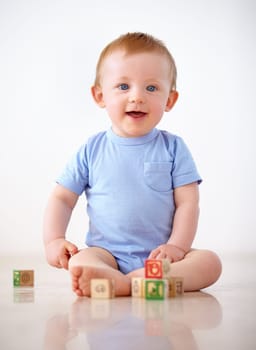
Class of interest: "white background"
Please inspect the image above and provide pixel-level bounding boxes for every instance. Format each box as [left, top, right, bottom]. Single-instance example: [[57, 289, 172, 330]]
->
[[0, 0, 255, 256]]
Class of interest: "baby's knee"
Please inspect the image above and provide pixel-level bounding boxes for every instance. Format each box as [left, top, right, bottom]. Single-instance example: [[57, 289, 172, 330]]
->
[[202, 250, 222, 284]]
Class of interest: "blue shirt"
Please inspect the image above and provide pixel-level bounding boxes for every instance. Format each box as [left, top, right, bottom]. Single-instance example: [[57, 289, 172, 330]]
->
[[57, 128, 201, 273]]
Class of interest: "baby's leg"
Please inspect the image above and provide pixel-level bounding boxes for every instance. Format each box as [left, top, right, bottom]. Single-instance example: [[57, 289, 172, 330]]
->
[[69, 247, 131, 297], [128, 249, 222, 291]]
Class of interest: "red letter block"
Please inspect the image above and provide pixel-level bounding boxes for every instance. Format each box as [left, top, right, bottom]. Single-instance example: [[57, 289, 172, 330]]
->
[[145, 259, 171, 279]]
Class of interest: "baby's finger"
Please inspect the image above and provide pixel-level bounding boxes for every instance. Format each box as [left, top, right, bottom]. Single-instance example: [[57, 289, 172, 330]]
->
[[55, 261, 63, 269], [59, 253, 69, 270], [148, 249, 160, 259], [65, 242, 79, 256], [155, 251, 167, 259]]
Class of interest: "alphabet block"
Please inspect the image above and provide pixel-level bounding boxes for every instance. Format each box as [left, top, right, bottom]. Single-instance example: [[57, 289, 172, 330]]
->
[[131, 277, 145, 297], [145, 259, 171, 279], [90, 278, 115, 299], [145, 279, 168, 300], [168, 277, 184, 297], [13, 270, 34, 287]]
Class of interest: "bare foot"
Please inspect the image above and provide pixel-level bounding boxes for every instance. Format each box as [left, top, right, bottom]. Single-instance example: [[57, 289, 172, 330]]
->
[[70, 265, 131, 297]]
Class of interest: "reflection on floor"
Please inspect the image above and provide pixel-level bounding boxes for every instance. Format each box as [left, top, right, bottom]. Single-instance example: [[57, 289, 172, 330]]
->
[[0, 253, 255, 349]]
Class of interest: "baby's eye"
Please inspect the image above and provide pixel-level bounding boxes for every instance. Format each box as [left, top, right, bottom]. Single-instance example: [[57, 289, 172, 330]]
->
[[146, 85, 157, 92], [119, 83, 129, 90]]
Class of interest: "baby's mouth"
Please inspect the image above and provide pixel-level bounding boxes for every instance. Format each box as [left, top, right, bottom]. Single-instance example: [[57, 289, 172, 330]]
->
[[126, 111, 146, 118]]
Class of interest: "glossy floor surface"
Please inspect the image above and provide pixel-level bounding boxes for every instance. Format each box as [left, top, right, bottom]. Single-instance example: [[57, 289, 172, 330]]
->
[[0, 253, 255, 350]]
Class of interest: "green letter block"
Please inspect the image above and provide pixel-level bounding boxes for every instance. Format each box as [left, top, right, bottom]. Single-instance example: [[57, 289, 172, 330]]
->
[[145, 280, 165, 300]]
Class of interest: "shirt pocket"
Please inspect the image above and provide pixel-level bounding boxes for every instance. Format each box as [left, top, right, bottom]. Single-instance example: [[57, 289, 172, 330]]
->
[[144, 162, 173, 192]]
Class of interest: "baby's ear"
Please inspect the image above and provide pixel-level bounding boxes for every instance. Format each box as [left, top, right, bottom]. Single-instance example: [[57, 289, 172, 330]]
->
[[165, 91, 179, 112], [91, 85, 105, 108]]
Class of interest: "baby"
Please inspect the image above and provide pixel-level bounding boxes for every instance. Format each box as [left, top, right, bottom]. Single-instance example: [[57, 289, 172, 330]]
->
[[43, 32, 222, 296]]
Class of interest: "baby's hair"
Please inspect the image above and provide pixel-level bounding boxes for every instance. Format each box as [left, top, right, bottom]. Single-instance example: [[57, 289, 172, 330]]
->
[[94, 32, 177, 91]]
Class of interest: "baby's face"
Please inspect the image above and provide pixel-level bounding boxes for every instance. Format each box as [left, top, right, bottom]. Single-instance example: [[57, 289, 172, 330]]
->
[[93, 50, 177, 138]]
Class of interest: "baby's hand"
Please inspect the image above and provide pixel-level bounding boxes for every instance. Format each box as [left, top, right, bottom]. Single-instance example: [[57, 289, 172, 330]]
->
[[45, 238, 78, 270], [148, 244, 185, 263]]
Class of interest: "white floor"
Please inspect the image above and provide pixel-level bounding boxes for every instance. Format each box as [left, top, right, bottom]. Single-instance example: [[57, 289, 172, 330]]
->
[[0, 253, 255, 350]]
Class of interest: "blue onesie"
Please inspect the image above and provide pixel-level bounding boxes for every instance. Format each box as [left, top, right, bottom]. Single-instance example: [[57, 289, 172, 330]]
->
[[57, 128, 201, 274]]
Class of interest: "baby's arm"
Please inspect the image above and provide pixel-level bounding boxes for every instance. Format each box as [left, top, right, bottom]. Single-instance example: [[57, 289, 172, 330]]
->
[[43, 184, 79, 269], [148, 182, 199, 262]]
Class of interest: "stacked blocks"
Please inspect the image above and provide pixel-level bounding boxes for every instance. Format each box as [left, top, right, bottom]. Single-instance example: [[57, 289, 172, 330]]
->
[[13, 270, 34, 287], [132, 259, 184, 299], [90, 278, 115, 299], [90, 259, 184, 299]]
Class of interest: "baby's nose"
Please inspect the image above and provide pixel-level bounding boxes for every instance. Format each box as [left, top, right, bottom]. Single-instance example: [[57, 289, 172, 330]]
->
[[128, 92, 145, 104]]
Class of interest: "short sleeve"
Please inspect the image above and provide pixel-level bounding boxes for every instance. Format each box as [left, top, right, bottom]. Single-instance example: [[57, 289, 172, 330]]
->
[[171, 136, 202, 188], [56, 144, 89, 195]]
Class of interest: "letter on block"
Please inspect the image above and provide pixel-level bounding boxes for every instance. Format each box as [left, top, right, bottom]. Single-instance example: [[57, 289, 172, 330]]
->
[[132, 277, 145, 297], [90, 279, 115, 299], [145, 279, 166, 300], [145, 259, 171, 279], [13, 270, 34, 287], [168, 277, 184, 297]]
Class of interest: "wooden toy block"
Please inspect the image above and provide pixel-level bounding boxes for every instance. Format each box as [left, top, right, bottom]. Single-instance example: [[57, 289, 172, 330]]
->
[[168, 277, 184, 297], [145, 279, 167, 300], [131, 277, 145, 297], [145, 259, 171, 279], [90, 278, 115, 299], [13, 270, 34, 287]]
